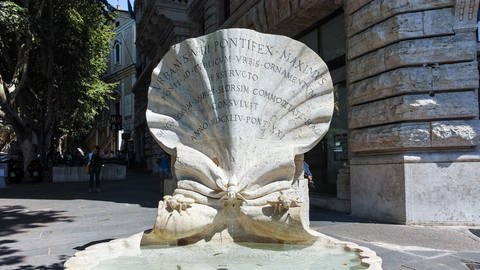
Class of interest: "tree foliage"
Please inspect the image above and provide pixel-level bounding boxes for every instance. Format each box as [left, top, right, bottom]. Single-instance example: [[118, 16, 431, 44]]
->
[[0, 0, 116, 170]]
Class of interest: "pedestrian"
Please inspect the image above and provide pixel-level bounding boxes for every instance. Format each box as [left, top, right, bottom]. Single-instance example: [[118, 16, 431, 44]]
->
[[304, 161, 314, 189], [87, 145, 102, 192]]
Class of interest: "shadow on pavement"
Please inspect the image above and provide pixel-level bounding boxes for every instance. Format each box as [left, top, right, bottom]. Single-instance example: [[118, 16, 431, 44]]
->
[[465, 261, 480, 270], [0, 206, 74, 237], [0, 239, 22, 267], [11, 255, 68, 270], [470, 229, 480, 239], [0, 171, 163, 208], [309, 205, 378, 224], [0, 206, 73, 268], [74, 238, 114, 251]]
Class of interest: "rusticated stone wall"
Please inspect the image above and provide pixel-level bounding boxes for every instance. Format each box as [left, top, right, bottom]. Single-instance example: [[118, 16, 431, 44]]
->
[[345, 0, 479, 154], [345, 0, 480, 224]]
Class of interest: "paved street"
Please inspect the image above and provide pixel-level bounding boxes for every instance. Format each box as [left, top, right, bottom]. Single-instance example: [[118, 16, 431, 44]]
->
[[0, 171, 479, 270]]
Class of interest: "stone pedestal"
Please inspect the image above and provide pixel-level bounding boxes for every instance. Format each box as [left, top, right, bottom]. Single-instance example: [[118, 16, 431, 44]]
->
[[293, 154, 309, 226], [351, 152, 480, 225], [52, 164, 127, 182]]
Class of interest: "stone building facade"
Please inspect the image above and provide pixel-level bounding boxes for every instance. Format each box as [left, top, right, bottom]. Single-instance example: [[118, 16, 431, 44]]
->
[[132, 0, 192, 171], [133, 0, 480, 224], [87, 10, 136, 154], [101, 10, 136, 154]]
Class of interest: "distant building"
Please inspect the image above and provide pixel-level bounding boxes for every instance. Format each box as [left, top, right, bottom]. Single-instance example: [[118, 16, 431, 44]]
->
[[133, 0, 480, 225], [132, 0, 193, 171], [90, 10, 136, 157]]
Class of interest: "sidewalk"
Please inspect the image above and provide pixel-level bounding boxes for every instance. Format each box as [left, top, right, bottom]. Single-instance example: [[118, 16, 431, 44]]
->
[[310, 209, 480, 269], [0, 171, 479, 270]]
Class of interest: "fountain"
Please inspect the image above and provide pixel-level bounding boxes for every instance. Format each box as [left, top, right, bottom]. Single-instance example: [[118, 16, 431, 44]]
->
[[65, 28, 382, 270]]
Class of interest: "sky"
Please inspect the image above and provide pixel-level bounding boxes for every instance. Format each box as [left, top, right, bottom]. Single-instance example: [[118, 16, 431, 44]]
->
[[107, 0, 133, 11]]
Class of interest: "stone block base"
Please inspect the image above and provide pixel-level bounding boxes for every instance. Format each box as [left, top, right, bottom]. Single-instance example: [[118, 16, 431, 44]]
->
[[52, 164, 127, 182], [404, 161, 480, 225], [350, 153, 480, 225]]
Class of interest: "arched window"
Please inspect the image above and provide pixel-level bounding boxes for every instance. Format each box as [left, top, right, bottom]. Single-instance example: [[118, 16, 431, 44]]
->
[[113, 41, 121, 64]]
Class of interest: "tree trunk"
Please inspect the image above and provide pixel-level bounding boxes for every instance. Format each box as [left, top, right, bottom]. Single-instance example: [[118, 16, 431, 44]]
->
[[38, 128, 53, 180], [18, 136, 35, 173]]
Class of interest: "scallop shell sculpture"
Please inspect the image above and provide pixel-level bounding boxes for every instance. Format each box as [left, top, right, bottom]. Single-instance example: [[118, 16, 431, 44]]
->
[[145, 28, 334, 244]]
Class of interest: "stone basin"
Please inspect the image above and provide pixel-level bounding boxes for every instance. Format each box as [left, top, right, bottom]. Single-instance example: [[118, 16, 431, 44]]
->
[[64, 232, 382, 270]]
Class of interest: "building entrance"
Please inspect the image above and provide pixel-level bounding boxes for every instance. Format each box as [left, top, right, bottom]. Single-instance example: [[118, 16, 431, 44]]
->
[[297, 10, 348, 197], [305, 83, 348, 195]]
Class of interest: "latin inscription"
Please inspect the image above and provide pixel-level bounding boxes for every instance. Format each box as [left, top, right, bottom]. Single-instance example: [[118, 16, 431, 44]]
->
[[152, 32, 329, 142]]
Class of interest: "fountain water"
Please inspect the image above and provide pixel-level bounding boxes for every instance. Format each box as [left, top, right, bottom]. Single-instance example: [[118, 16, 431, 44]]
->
[[65, 28, 382, 270]]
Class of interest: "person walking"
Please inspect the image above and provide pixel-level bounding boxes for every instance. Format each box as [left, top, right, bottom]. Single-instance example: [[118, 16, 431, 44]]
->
[[87, 145, 102, 192]]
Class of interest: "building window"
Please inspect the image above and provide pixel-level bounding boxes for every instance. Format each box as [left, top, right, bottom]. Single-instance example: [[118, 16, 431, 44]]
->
[[296, 9, 345, 70], [113, 41, 121, 65], [319, 12, 345, 69]]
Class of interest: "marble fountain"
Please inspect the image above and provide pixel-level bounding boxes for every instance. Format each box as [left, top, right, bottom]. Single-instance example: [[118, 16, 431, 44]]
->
[[65, 28, 382, 270]]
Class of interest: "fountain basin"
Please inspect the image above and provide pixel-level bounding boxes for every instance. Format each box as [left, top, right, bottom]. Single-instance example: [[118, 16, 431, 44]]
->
[[64, 232, 382, 270]]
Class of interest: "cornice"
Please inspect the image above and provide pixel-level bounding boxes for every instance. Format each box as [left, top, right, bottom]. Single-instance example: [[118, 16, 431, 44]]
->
[[103, 64, 136, 83]]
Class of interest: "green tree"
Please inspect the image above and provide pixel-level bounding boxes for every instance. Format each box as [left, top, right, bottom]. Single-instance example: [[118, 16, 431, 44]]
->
[[0, 0, 116, 176]]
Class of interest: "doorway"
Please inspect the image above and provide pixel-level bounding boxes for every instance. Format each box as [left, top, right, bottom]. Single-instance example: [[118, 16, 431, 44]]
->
[[296, 9, 348, 196]]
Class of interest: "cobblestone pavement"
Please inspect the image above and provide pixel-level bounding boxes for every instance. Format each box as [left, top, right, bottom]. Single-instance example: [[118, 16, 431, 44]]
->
[[0, 171, 479, 270]]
